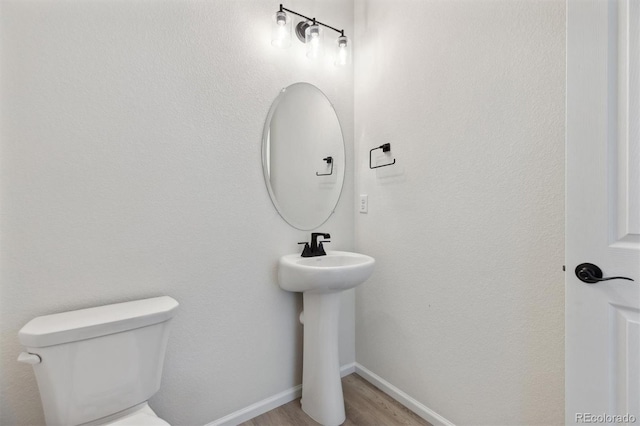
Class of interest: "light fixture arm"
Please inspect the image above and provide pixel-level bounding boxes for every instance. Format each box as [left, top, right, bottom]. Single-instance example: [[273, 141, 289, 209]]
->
[[279, 4, 345, 37]]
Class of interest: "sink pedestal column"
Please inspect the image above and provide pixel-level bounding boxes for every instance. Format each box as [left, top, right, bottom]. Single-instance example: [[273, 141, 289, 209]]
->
[[301, 292, 345, 426]]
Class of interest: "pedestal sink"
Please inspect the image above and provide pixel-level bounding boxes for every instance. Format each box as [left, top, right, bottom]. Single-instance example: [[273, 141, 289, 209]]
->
[[278, 251, 375, 426]]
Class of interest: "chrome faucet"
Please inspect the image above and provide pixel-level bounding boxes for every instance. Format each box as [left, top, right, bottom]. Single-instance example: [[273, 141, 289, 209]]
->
[[299, 233, 331, 257]]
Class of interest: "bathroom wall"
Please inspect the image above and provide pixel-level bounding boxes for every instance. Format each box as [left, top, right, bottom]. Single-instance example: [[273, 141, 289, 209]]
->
[[354, 0, 565, 424], [0, 1, 354, 424]]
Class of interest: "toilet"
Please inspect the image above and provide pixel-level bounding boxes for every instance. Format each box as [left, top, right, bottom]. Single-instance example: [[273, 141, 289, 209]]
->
[[17, 296, 179, 426]]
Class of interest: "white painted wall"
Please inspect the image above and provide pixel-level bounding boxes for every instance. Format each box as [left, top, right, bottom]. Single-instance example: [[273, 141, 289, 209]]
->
[[0, 1, 354, 425], [1, 0, 568, 423], [354, 1, 565, 424]]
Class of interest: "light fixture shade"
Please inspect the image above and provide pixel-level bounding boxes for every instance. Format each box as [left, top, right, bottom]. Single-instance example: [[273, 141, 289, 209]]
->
[[305, 22, 323, 59], [334, 35, 351, 67], [271, 10, 292, 48]]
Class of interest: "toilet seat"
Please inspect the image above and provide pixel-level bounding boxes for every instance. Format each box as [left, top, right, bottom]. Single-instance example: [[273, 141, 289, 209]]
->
[[96, 403, 170, 426], [106, 412, 170, 426]]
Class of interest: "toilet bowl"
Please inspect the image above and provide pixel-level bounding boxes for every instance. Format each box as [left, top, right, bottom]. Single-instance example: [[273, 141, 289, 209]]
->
[[18, 296, 179, 426]]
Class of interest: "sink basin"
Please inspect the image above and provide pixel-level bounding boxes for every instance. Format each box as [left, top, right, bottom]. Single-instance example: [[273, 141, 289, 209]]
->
[[278, 251, 375, 294], [277, 250, 375, 425]]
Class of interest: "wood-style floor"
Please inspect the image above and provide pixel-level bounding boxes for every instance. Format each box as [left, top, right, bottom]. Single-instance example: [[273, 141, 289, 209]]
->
[[240, 374, 431, 426]]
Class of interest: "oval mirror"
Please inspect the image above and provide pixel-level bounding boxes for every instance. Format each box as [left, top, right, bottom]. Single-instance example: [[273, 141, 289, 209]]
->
[[262, 83, 345, 230]]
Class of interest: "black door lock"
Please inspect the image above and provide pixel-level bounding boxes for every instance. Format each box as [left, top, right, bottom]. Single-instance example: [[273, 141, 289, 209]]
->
[[575, 263, 635, 284]]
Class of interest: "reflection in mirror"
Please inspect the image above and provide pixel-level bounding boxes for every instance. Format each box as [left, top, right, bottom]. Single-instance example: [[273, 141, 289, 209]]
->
[[262, 83, 345, 230]]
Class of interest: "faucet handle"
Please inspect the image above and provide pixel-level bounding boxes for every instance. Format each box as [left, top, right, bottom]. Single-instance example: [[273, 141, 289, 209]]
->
[[298, 242, 312, 257], [318, 241, 330, 256]]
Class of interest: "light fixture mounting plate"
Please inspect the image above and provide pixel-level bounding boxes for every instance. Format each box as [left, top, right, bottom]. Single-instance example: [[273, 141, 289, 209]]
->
[[295, 21, 309, 43]]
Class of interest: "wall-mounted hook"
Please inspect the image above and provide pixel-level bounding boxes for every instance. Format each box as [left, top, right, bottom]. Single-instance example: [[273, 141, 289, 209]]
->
[[316, 156, 334, 176], [370, 143, 396, 169]]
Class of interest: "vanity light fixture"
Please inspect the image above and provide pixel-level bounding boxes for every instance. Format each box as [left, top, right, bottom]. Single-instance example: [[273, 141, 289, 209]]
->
[[271, 4, 351, 66], [271, 9, 292, 48], [335, 35, 351, 67], [305, 21, 323, 59]]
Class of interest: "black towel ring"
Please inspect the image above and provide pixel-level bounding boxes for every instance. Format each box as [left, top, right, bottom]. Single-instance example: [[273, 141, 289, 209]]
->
[[370, 143, 396, 169]]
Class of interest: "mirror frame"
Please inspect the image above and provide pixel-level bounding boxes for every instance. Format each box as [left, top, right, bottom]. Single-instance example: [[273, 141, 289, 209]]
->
[[261, 82, 346, 230]]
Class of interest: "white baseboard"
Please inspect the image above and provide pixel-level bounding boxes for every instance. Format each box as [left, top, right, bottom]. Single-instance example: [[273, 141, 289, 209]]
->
[[206, 363, 357, 426], [354, 363, 455, 426], [340, 362, 356, 377], [205, 383, 302, 426]]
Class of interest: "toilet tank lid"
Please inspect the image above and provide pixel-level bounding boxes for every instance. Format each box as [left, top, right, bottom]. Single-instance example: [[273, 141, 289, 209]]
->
[[19, 296, 179, 348]]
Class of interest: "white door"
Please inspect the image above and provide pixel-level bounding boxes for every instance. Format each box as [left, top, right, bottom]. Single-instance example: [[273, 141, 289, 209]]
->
[[567, 0, 640, 424]]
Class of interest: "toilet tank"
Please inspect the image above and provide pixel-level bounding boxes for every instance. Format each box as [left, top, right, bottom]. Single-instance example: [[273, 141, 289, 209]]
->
[[18, 296, 179, 426]]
